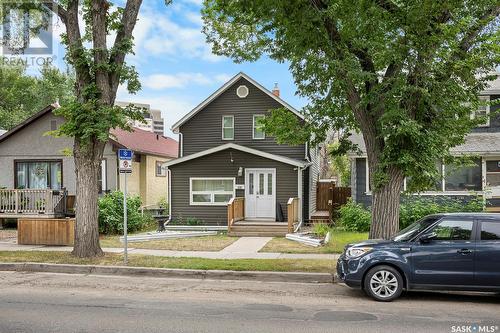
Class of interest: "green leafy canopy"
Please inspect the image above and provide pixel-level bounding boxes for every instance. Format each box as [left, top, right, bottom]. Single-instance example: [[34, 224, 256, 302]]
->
[[202, 0, 500, 192]]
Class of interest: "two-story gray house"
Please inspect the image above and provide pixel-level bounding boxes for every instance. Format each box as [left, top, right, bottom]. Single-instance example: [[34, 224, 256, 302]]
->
[[349, 74, 500, 211], [164, 72, 320, 235]]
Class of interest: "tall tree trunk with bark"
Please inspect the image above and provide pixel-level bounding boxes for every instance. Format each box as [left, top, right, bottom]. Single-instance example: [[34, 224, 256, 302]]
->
[[72, 138, 105, 257], [369, 164, 404, 239]]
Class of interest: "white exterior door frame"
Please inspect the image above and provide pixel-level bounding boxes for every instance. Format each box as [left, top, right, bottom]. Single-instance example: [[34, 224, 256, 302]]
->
[[483, 157, 500, 198], [245, 168, 276, 220]]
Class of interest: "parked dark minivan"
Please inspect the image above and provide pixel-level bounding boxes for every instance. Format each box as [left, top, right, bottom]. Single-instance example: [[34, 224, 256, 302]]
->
[[337, 213, 500, 301]]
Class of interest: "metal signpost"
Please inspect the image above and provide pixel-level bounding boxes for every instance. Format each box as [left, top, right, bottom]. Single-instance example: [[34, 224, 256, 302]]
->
[[118, 149, 133, 264]]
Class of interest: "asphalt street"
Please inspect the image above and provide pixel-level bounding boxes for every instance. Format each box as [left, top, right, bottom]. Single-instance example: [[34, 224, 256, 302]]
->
[[0, 271, 499, 333]]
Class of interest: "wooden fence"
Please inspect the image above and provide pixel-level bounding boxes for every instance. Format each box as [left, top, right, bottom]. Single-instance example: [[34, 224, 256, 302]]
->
[[18, 218, 75, 245], [287, 197, 300, 233], [0, 189, 67, 218], [227, 197, 245, 233], [315, 181, 351, 220]]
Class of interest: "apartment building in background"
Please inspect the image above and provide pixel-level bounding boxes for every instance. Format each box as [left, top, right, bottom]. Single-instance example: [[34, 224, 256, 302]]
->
[[116, 101, 165, 135]]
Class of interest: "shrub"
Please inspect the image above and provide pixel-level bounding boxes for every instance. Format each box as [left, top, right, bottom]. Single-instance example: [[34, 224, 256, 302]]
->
[[157, 197, 169, 214], [186, 217, 203, 226], [337, 199, 372, 232], [312, 222, 331, 238], [399, 195, 484, 229], [98, 191, 155, 235]]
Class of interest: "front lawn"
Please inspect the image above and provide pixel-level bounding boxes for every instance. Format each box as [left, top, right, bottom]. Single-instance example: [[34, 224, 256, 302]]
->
[[0, 251, 334, 273], [260, 229, 368, 254], [99, 234, 238, 252]]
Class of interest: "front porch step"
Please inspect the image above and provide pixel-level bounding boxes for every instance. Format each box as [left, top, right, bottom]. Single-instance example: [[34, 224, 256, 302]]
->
[[228, 223, 289, 237]]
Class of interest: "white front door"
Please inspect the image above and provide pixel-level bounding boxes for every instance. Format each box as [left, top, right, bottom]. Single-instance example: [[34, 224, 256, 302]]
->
[[245, 168, 276, 220]]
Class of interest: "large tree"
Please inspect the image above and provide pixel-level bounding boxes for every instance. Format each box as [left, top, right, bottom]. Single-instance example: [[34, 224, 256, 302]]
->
[[202, 0, 500, 239], [0, 65, 74, 130], [1, 0, 150, 257]]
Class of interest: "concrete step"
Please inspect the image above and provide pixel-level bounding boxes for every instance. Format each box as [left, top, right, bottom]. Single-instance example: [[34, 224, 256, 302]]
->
[[228, 231, 288, 237]]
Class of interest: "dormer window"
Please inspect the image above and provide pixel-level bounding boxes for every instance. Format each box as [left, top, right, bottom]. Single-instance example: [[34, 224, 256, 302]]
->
[[222, 115, 234, 140], [472, 96, 490, 127], [253, 115, 266, 139]]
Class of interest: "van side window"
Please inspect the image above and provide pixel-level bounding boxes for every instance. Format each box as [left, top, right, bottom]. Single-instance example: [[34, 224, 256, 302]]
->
[[430, 219, 473, 241], [480, 221, 500, 241]]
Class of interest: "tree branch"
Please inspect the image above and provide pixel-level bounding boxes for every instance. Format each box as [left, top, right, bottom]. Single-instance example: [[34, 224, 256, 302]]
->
[[109, 0, 143, 100], [41, 0, 68, 24], [458, 5, 500, 53]]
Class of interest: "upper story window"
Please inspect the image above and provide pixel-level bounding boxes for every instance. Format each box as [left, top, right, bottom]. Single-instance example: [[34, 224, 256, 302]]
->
[[253, 115, 265, 140], [222, 115, 234, 140], [471, 96, 490, 127], [156, 161, 167, 177]]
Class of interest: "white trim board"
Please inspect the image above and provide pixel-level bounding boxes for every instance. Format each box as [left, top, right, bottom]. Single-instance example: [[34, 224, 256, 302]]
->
[[163, 143, 308, 168], [171, 72, 305, 133]]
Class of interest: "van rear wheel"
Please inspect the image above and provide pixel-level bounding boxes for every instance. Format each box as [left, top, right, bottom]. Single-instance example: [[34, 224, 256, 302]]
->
[[364, 265, 403, 302]]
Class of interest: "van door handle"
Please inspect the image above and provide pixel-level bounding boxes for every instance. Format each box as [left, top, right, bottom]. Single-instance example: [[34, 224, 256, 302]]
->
[[457, 249, 472, 255]]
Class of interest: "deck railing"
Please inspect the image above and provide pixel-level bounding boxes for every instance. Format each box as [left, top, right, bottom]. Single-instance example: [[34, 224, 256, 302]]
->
[[0, 189, 67, 217], [227, 197, 245, 233], [287, 197, 300, 233]]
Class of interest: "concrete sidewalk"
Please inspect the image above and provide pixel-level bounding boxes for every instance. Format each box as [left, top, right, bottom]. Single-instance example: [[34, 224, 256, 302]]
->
[[0, 242, 339, 260]]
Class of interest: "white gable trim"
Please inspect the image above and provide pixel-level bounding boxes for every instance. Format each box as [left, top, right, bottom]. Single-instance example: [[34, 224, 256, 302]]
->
[[171, 72, 304, 133], [164, 143, 308, 168]]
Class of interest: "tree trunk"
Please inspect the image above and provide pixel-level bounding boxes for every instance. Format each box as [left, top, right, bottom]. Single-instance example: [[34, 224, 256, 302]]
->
[[369, 166, 404, 239], [71, 138, 104, 258]]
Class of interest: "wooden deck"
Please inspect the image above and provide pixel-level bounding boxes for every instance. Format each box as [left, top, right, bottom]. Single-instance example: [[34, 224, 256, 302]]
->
[[227, 197, 299, 237], [0, 189, 67, 219]]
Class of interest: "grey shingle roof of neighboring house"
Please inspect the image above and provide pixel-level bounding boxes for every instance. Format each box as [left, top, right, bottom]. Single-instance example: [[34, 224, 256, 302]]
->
[[348, 131, 500, 157]]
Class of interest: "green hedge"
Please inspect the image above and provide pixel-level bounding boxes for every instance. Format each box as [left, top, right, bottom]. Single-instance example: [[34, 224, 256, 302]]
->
[[98, 191, 155, 235], [338, 196, 484, 232]]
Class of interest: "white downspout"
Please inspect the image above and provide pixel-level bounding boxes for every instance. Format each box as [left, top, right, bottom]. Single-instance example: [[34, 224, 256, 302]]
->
[[164, 167, 172, 227], [297, 166, 303, 224], [178, 132, 184, 157]]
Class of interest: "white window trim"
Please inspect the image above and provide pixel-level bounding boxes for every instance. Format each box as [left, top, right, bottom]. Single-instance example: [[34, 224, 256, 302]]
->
[[252, 114, 266, 140], [363, 157, 483, 196], [471, 96, 490, 127], [189, 177, 236, 206], [222, 115, 234, 140]]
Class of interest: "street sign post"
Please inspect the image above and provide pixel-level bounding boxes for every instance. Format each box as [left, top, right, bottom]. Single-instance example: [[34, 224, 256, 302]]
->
[[118, 149, 133, 265]]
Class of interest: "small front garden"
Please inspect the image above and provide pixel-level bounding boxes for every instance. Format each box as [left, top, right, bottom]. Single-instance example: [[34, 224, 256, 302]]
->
[[0, 251, 334, 273]]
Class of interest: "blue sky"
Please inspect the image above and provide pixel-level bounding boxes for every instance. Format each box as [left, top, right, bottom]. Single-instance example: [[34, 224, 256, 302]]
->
[[47, 0, 307, 138]]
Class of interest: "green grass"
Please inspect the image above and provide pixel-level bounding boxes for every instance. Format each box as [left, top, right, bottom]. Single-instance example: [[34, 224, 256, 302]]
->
[[99, 234, 238, 252], [260, 229, 368, 254], [0, 251, 334, 273]]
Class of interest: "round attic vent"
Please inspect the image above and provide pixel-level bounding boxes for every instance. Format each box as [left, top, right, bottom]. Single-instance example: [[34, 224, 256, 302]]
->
[[236, 85, 249, 98]]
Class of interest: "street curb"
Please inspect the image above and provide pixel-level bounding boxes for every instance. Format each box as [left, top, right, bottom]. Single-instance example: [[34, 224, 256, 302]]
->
[[0, 262, 335, 284]]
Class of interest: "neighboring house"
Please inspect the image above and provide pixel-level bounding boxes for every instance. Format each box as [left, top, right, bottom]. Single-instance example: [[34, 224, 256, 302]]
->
[[0, 105, 177, 214], [164, 72, 320, 233], [116, 101, 165, 135], [349, 74, 500, 211]]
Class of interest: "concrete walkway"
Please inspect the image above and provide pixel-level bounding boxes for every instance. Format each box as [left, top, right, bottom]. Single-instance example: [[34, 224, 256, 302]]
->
[[220, 237, 272, 253], [0, 241, 339, 260]]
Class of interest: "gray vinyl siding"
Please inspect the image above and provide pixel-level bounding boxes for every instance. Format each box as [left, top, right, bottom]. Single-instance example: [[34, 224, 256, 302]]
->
[[168, 148, 300, 225], [0, 111, 118, 195], [179, 77, 306, 160]]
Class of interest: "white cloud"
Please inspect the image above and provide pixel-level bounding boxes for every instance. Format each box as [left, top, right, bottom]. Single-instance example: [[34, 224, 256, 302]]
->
[[142, 72, 230, 90], [131, 6, 223, 63]]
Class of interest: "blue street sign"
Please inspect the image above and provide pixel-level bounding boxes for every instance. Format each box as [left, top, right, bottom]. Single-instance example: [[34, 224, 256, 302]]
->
[[119, 149, 133, 160]]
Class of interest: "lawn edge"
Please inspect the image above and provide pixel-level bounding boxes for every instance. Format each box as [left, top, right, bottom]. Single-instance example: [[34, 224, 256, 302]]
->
[[0, 262, 334, 284]]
